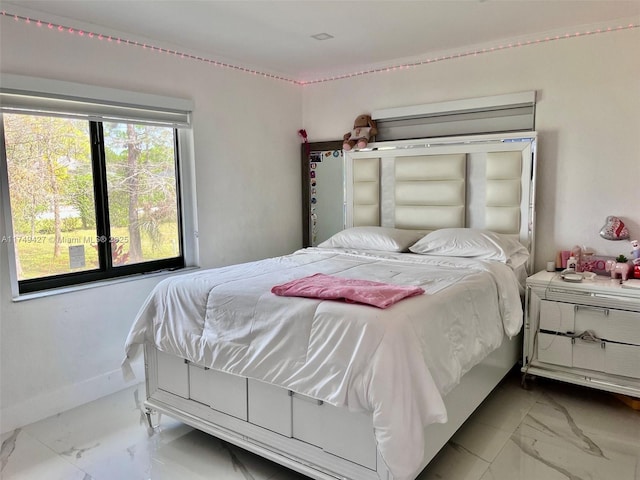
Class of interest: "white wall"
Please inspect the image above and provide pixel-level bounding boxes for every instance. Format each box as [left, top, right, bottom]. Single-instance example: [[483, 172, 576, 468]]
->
[[0, 15, 302, 432], [302, 27, 640, 272], [2, 9, 639, 433]]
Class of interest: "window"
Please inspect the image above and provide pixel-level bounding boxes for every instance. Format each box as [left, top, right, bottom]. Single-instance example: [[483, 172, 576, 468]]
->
[[0, 75, 195, 295], [2, 114, 183, 293]]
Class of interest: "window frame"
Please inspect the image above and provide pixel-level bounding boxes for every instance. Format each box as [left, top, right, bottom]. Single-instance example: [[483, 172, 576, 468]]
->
[[0, 75, 198, 299]]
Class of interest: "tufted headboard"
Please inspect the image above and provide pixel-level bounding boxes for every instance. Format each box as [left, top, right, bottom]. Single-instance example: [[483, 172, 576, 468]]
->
[[344, 131, 537, 266]]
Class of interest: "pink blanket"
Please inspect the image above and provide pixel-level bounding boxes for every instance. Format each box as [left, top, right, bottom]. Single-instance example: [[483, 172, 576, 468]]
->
[[271, 273, 425, 309]]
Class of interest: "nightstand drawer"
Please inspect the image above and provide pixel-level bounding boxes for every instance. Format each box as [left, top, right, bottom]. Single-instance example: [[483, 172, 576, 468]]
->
[[572, 338, 605, 372], [539, 300, 575, 332], [537, 333, 572, 366], [537, 333, 640, 380], [605, 343, 640, 378], [539, 300, 640, 346], [574, 306, 640, 345]]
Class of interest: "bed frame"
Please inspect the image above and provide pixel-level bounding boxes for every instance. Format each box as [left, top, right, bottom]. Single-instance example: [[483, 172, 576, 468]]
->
[[143, 131, 537, 480]]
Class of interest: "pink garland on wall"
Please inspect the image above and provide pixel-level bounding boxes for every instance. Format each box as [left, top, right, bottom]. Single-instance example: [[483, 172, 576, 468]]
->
[[2, 10, 638, 86]]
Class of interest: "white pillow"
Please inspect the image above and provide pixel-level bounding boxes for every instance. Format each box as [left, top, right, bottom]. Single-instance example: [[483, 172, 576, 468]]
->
[[318, 226, 426, 253], [409, 228, 528, 263]]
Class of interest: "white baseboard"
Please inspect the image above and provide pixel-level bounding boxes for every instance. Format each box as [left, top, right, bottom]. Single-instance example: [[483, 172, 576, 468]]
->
[[0, 358, 145, 434]]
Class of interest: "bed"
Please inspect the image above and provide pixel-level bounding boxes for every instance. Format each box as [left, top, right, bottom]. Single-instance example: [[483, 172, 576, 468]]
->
[[123, 131, 538, 480]]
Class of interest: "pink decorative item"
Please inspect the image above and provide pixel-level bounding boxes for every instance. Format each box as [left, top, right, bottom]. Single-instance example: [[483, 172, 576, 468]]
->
[[298, 129, 309, 157], [580, 250, 594, 272], [271, 273, 424, 309], [580, 255, 613, 275], [605, 259, 631, 281], [599, 215, 630, 240], [571, 245, 583, 271]]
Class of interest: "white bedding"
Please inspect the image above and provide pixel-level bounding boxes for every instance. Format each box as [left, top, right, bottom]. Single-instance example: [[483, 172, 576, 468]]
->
[[124, 247, 523, 480]]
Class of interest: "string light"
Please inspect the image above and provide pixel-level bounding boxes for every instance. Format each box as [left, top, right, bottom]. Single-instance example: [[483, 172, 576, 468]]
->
[[2, 10, 638, 86]]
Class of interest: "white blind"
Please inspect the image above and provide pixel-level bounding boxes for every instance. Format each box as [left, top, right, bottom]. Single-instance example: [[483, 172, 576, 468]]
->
[[372, 92, 535, 141], [0, 74, 192, 128]]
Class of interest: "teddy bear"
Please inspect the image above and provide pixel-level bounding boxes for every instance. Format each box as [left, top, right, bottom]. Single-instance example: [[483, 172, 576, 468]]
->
[[343, 114, 378, 151]]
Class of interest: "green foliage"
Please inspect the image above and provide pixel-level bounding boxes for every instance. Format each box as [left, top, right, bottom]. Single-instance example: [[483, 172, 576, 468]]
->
[[13, 224, 179, 281], [35, 219, 55, 235], [103, 123, 178, 229], [4, 114, 91, 240], [34, 218, 80, 234], [616, 254, 628, 263], [62, 217, 83, 232], [67, 172, 96, 229], [5, 115, 180, 276]]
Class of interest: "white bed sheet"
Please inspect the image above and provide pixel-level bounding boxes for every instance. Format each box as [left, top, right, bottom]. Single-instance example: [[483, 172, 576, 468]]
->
[[124, 248, 523, 480]]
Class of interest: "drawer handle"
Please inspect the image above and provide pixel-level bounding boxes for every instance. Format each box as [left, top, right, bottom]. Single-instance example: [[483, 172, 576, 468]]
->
[[185, 360, 209, 370], [291, 391, 323, 405], [569, 330, 601, 344], [574, 305, 609, 316], [569, 331, 606, 349]]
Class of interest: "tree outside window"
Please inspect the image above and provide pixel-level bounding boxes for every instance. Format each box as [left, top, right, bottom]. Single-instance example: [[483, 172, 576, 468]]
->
[[2, 113, 184, 292]]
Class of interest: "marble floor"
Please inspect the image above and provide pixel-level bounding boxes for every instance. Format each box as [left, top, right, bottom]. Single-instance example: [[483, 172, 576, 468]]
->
[[2, 371, 639, 480]]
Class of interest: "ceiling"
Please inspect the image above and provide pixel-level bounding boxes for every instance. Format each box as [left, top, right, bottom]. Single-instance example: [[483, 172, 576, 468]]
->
[[4, 1, 640, 82]]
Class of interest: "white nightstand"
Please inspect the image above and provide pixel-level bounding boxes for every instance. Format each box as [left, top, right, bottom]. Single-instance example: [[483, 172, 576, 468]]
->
[[522, 271, 640, 397]]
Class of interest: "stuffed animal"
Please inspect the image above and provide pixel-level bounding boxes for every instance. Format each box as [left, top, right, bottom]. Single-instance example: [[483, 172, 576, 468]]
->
[[343, 114, 377, 151]]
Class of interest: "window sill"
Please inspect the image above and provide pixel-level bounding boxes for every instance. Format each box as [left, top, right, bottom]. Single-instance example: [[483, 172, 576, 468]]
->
[[11, 266, 200, 302]]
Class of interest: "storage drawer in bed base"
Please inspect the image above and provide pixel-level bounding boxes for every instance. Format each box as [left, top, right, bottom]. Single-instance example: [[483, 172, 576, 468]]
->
[[247, 378, 377, 470], [145, 337, 520, 480], [146, 346, 379, 473], [145, 389, 383, 480]]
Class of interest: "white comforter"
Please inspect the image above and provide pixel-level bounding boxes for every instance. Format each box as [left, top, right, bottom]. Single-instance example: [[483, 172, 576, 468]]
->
[[124, 248, 523, 480]]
